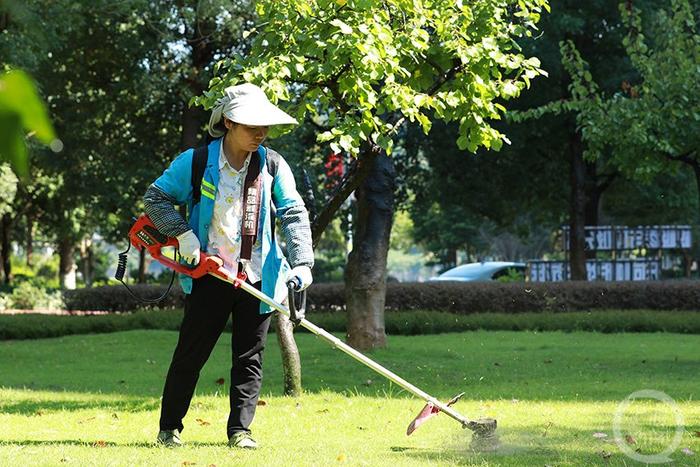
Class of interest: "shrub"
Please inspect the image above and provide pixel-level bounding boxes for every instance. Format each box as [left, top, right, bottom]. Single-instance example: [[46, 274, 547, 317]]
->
[[63, 283, 184, 311], [61, 280, 700, 313], [6, 281, 64, 311], [1, 309, 699, 340], [307, 281, 700, 313]]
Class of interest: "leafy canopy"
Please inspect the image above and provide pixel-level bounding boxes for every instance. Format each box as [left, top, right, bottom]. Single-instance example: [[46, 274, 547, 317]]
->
[[196, 0, 549, 155], [594, 0, 700, 180]]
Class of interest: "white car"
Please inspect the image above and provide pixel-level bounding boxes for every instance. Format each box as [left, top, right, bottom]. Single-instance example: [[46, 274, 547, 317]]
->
[[429, 262, 527, 282]]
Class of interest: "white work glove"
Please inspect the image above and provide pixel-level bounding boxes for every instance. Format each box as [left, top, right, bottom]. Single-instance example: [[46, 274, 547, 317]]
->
[[176, 230, 201, 266], [286, 265, 313, 291]]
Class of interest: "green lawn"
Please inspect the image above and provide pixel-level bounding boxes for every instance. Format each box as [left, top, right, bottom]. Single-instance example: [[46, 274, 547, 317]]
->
[[0, 329, 698, 466]]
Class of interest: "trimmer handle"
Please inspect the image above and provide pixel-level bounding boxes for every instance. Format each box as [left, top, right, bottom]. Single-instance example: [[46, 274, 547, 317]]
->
[[286, 279, 307, 326], [128, 214, 223, 279]]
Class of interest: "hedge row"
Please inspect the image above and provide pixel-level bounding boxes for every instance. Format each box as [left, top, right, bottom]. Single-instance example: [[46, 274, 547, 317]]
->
[[62, 280, 700, 313], [2, 309, 700, 340]]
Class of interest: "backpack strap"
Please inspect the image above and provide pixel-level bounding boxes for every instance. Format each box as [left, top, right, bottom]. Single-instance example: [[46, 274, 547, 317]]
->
[[266, 149, 280, 238], [191, 145, 208, 206]]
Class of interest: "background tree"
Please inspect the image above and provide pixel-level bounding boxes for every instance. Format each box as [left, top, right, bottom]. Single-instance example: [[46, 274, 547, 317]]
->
[[398, 1, 667, 273], [587, 0, 700, 222]]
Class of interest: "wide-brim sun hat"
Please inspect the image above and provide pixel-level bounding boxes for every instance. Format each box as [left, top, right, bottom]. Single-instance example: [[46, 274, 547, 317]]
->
[[208, 83, 298, 137]]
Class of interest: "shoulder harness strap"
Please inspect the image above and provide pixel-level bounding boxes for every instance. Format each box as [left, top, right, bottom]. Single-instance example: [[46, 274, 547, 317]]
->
[[266, 148, 280, 238], [191, 145, 208, 206]]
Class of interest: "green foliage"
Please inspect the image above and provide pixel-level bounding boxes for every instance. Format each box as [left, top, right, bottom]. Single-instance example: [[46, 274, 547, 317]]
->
[[1, 281, 64, 311], [10, 253, 60, 289], [198, 0, 549, 156], [0, 163, 18, 215], [310, 217, 348, 282], [516, 1, 700, 183], [0, 70, 56, 177], [409, 198, 489, 267], [388, 210, 413, 252], [494, 267, 525, 283], [591, 0, 700, 182]]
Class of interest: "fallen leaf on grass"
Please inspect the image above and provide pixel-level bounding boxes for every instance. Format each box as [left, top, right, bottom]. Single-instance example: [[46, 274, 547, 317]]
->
[[624, 434, 636, 445], [215, 378, 225, 385], [694, 431, 700, 437], [681, 448, 695, 456], [592, 432, 608, 439], [256, 400, 267, 406], [195, 418, 210, 426], [92, 440, 107, 448]]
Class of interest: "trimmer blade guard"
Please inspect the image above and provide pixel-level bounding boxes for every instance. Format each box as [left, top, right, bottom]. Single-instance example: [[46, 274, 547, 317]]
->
[[406, 392, 465, 435]]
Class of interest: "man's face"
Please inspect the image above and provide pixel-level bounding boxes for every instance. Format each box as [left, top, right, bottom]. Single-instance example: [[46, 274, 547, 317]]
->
[[228, 120, 269, 151]]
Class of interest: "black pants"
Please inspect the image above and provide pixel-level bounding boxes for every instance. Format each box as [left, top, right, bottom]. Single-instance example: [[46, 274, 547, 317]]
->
[[159, 275, 272, 438]]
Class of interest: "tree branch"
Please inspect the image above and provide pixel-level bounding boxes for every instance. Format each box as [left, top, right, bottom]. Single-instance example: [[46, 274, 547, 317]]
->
[[427, 59, 464, 95], [311, 144, 381, 247], [597, 170, 619, 193], [662, 149, 698, 167]]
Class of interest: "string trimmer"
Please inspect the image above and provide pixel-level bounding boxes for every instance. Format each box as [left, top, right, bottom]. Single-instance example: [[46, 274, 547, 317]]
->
[[118, 214, 498, 444]]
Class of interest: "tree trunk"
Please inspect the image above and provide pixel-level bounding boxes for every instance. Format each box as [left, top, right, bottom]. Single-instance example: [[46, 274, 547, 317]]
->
[[26, 212, 34, 267], [584, 162, 600, 261], [274, 311, 302, 396], [58, 238, 76, 290], [0, 214, 11, 284], [80, 237, 93, 287], [345, 152, 396, 350], [569, 130, 587, 280], [180, 12, 213, 151], [584, 162, 600, 227]]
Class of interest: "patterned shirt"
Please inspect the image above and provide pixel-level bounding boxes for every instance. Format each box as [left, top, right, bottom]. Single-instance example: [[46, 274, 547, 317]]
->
[[207, 143, 263, 283]]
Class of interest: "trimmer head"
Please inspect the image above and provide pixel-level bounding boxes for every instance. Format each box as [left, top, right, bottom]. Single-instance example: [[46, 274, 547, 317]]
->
[[406, 394, 499, 450], [467, 418, 500, 451]]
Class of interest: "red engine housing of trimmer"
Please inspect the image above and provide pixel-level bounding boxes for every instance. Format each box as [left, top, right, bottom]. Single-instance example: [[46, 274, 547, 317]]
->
[[128, 214, 235, 281]]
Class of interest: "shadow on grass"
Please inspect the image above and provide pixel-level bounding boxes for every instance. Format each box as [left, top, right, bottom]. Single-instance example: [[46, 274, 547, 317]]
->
[[0, 396, 160, 415]]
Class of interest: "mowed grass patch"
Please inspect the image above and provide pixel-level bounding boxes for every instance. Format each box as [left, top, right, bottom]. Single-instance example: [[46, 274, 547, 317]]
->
[[0, 330, 698, 466]]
